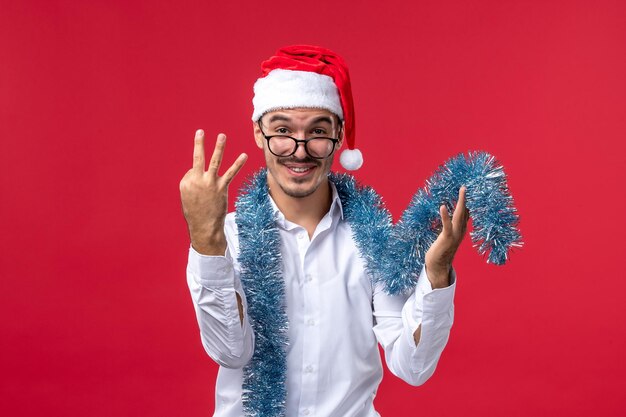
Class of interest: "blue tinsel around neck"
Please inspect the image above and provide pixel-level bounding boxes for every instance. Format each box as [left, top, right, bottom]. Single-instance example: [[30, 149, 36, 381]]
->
[[235, 170, 288, 417]]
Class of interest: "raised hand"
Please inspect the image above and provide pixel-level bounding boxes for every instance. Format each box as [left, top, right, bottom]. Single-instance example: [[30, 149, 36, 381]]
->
[[424, 186, 470, 288], [179, 129, 247, 255]]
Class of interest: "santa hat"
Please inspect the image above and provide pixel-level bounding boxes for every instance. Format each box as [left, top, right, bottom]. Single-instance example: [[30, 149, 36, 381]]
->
[[252, 45, 363, 170]]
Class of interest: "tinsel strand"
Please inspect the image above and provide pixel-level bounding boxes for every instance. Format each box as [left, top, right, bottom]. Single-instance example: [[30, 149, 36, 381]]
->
[[235, 170, 288, 417], [388, 151, 523, 294]]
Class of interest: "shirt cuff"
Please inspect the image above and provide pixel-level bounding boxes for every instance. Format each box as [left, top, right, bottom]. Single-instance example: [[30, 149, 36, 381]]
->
[[416, 266, 456, 313], [187, 246, 235, 288], [402, 266, 456, 346]]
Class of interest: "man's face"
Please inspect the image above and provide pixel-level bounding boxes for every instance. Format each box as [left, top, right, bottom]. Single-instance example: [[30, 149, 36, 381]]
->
[[253, 108, 343, 199]]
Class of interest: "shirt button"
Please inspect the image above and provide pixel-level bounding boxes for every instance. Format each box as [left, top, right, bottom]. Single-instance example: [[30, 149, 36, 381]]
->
[[304, 365, 314, 373], [305, 274, 313, 282], [307, 319, 315, 326], [297, 234, 305, 240], [302, 409, 310, 416]]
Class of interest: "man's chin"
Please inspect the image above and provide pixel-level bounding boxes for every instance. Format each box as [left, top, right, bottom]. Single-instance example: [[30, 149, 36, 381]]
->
[[279, 183, 318, 199]]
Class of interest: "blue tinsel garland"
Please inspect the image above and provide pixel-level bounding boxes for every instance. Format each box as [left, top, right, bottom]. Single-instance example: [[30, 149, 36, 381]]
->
[[235, 151, 521, 416], [235, 171, 288, 417], [388, 151, 523, 294]]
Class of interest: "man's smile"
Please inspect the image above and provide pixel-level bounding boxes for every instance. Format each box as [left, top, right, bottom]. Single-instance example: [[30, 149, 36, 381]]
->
[[279, 157, 321, 177]]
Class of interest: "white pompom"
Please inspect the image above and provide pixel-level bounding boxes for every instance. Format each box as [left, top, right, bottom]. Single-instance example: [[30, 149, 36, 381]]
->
[[339, 148, 363, 170]]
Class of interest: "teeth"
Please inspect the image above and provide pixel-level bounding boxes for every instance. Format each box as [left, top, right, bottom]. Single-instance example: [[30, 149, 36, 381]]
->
[[290, 167, 311, 173]]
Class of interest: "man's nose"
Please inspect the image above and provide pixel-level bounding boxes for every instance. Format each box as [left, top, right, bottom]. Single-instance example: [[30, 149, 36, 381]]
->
[[293, 140, 308, 159]]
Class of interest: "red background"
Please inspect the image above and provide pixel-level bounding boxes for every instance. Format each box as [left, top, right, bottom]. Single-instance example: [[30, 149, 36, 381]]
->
[[1, 0, 625, 415]]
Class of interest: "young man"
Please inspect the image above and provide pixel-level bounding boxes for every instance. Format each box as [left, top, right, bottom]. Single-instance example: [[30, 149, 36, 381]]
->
[[180, 45, 469, 417]]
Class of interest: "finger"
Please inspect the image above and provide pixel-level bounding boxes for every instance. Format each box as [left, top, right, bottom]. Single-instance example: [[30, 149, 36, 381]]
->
[[452, 187, 467, 225], [192, 129, 206, 171], [440, 204, 452, 234], [221, 153, 248, 185], [208, 133, 227, 175]]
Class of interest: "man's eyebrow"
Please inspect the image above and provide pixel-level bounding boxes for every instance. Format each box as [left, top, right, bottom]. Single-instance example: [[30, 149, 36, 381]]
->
[[267, 114, 292, 123], [309, 116, 334, 125]]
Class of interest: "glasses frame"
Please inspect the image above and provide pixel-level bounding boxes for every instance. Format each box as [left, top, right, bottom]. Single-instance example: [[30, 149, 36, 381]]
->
[[257, 121, 341, 160]]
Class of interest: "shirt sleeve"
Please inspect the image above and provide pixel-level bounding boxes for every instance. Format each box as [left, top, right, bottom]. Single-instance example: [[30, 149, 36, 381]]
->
[[372, 266, 456, 386], [186, 242, 255, 369]]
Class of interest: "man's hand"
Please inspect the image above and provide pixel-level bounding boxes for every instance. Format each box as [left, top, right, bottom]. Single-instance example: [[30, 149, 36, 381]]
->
[[179, 130, 247, 255], [424, 186, 470, 288]]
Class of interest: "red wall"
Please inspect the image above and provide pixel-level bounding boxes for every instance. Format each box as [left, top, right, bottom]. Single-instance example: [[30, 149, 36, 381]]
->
[[1, 1, 625, 415]]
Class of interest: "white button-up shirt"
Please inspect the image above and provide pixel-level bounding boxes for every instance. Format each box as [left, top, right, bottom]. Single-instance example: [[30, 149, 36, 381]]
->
[[187, 183, 456, 417]]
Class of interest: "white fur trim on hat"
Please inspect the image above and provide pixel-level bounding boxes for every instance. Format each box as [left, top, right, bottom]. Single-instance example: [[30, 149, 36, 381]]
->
[[252, 69, 344, 121]]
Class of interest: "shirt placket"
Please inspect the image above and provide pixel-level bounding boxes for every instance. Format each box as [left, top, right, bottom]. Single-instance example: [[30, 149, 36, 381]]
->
[[296, 229, 320, 416]]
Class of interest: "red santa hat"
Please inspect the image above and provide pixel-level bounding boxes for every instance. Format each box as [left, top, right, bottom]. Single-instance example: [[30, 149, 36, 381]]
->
[[252, 45, 363, 170]]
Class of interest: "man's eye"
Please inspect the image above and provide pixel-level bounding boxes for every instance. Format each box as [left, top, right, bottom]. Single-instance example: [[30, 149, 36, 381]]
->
[[276, 128, 289, 134], [312, 128, 326, 135]]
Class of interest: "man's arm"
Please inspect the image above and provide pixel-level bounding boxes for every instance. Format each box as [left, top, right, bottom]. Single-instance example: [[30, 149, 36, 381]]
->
[[186, 242, 254, 369], [180, 130, 252, 368], [373, 186, 468, 385], [373, 267, 455, 386], [413, 186, 469, 344]]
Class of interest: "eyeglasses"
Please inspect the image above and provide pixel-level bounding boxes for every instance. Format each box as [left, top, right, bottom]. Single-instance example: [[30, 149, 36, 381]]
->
[[258, 122, 340, 159]]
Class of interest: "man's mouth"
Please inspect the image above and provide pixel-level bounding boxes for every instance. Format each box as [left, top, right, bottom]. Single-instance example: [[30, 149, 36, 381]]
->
[[279, 158, 320, 175], [288, 166, 314, 173]]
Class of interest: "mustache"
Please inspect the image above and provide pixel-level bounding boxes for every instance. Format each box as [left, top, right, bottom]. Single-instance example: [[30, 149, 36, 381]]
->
[[277, 156, 321, 166]]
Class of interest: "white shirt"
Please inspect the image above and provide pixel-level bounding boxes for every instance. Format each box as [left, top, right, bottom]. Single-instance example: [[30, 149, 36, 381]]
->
[[187, 183, 456, 417]]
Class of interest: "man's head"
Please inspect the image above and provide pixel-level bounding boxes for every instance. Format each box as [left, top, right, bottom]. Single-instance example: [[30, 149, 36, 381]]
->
[[251, 45, 363, 172], [253, 107, 343, 199]]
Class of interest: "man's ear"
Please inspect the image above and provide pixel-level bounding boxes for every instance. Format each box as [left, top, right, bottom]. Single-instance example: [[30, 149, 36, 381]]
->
[[252, 121, 264, 149], [337, 120, 345, 150]]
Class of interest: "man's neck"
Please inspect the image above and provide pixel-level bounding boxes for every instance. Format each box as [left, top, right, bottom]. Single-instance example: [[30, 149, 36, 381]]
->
[[268, 179, 333, 239]]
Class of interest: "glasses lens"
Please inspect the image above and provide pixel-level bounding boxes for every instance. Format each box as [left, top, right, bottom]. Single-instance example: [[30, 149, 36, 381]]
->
[[306, 138, 335, 158], [268, 136, 296, 156]]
